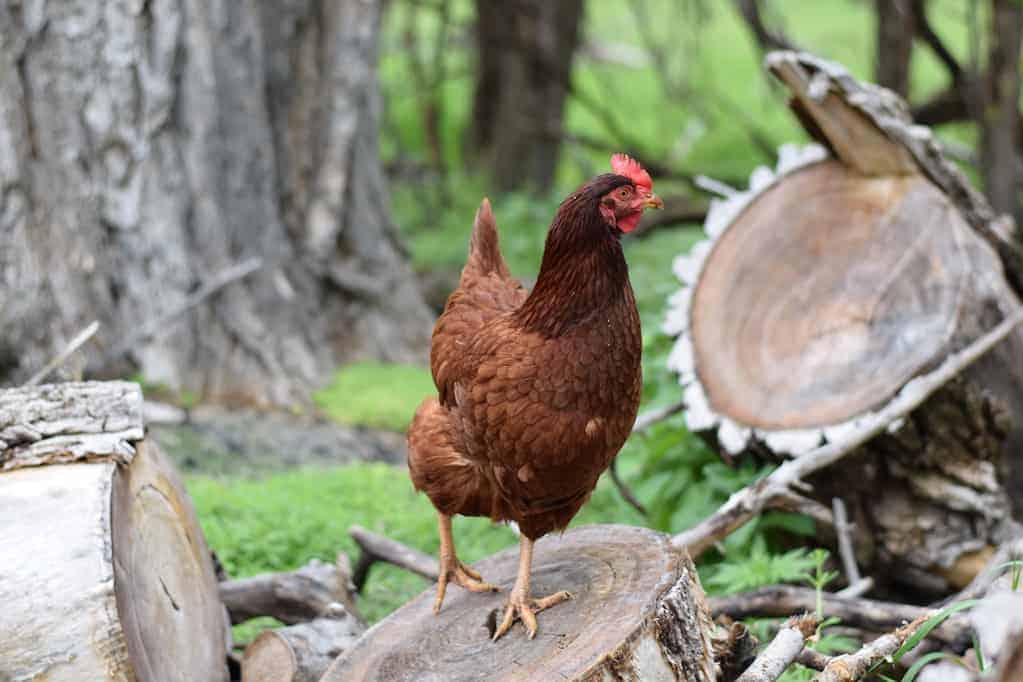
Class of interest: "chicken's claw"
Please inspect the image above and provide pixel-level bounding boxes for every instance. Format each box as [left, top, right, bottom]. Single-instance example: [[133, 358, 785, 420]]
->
[[433, 560, 499, 615], [491, 590, 572, 641]]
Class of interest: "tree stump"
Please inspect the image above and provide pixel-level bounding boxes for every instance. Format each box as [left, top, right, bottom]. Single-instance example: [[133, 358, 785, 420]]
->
[[321, 525, 717, 681], [664, 52, 1023, 596], [0, 382, 228, 681]]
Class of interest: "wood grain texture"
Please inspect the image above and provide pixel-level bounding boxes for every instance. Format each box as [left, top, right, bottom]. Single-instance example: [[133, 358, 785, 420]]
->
[[0, 381, 143, 470], [691, 161, 968, 429], [0, 440, 227, 681], [242, 616, 365, 682], [321, 525, 716, 682]]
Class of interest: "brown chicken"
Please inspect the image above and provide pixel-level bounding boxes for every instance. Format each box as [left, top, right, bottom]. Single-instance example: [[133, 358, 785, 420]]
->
[[407, 155, 662, 640]]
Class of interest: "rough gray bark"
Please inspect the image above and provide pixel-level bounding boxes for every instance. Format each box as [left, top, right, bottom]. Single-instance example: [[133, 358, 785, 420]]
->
[[469, 0, 583, 193], [322, 525, 719, 681], [0, 380, 143, 469], [0, 0, 432, 406]]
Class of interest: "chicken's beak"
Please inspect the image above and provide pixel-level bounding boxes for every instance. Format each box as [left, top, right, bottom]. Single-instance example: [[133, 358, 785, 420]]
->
[[645, 193, 664, 210]]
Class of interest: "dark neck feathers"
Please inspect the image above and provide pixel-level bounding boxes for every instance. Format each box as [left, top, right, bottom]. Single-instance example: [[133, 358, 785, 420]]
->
[[515, 176, 633, 337]]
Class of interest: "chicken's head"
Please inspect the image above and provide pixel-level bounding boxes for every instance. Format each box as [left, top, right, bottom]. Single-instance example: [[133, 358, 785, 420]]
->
[[599, 154, 664, 233]]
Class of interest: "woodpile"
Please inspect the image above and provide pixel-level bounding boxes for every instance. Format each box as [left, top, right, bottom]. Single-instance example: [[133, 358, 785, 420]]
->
[[664, 51, 1023, 598]]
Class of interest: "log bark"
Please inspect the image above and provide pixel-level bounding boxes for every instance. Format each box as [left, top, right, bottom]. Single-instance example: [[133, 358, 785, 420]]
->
[[665, 52, 1023, 597], [221, 555, 359, 626], [0, 383, 227, 681], [0, 0, 431, 406], [322, 525, 718, 681], [241, 615, 365, 682]]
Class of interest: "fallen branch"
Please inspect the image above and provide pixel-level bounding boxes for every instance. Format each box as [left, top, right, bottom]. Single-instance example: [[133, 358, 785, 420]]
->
[[817, 613, 930, 682], [608, 458, 647, 516], [349, 525, 438, 591], [831, 498, 862, 588], [795, 648, 832, 672], [672, 308, 1023, 558], [736, 614, 818, 682], [219, 556, 358, 626], [24, 321, 100, 387], [709, 585, 968, 648]]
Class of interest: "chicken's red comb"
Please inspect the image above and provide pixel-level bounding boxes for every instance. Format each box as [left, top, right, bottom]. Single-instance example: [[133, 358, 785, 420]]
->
[[610, 153, 652, 191]]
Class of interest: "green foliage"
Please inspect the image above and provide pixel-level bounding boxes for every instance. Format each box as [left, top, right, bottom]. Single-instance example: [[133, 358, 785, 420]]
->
[[706, 540, 819, 594], [314, 362, 435, 432]]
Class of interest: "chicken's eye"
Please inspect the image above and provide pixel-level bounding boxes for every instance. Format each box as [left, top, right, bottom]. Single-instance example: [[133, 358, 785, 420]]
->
[[618, 188, 631, 199]]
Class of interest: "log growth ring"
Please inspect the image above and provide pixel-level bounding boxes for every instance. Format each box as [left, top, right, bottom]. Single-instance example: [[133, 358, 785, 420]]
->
[[691, 160, 967, 429], [323, 525, 696, 681]]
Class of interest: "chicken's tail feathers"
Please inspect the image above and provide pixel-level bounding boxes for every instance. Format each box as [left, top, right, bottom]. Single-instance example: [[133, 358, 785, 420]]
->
[[464, 198, 512, 281]]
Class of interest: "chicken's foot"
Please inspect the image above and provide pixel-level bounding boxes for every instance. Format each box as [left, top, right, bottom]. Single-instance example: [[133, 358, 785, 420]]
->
[[492, 535, 571, 641], [434, 513, 498, 614]]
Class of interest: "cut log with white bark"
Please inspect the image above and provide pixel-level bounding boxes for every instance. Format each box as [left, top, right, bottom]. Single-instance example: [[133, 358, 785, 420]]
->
[[321, 525, 719, 681], [242, 615, 366, 682], [0, 382, 227, 681], [664, 51, 1023, 597]]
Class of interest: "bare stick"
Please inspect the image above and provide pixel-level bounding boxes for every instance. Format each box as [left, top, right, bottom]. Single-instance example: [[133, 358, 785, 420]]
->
[[736, 614, 818, 682], [837, 577, 875, 599], [709, 585, 968, 647], [817, 613, 930, 682], [349, 525, 438, 590], [608, 457, 647, 516], [632, 400, 686, 433], [672, 308, 1023, 557], [796, 648, 832, 672], [24, 321, 100, 387], [831, 498, 861, 587], [219, 555, 358, 626], [104, 257, 263, 361]]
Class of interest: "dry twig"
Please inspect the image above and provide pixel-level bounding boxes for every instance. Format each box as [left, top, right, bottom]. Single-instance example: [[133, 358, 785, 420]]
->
[[24, 321, 100, 387], [350, 525, 439, 590], [817, 613, 930, 681], [736, 614, 818, 682], [709, 585, 968, 648]]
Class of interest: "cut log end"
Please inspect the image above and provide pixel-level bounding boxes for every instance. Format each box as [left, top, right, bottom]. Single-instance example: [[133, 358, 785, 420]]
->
[[691, 159, 970, 430], [322, 525, 717, 681]]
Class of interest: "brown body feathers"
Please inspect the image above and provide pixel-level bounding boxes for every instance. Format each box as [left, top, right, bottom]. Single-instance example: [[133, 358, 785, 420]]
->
[[408, 180, 643, 540]]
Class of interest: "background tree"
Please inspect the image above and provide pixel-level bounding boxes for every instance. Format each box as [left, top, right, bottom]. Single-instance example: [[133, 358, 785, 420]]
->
[[468, 0, 584, 194], [0, 0, 433, 406]]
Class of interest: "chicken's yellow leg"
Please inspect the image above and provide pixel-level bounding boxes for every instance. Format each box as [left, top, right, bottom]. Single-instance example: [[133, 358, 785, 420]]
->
[[492, 535, 572, 640], [433, 513, 499, 614]]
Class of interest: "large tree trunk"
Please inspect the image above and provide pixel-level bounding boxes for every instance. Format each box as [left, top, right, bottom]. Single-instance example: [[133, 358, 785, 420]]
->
[[0, 0, 432, 407], [0, 382, 229, 681], [468, 0, 583, 194], [665, 52, 1023, 599], [321, 525, 719, 681]]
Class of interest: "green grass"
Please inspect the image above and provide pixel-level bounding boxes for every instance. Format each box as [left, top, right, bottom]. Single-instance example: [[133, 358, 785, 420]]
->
[[314, 362, 435, 432], [189, 461, 644, 640]]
